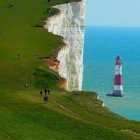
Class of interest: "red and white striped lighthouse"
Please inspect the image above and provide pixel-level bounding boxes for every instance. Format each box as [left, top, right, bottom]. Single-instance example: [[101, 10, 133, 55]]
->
[[113, 56, 123, 97]]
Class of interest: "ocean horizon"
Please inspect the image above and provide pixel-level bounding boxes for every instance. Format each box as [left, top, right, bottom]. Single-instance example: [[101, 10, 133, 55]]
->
[[83, 26, 140, 121]]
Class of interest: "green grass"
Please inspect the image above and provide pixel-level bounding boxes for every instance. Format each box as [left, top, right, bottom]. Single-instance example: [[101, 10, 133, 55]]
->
[[0, 0, 140, 140]]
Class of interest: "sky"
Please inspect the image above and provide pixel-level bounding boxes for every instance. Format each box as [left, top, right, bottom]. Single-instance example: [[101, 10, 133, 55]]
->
[[86, 0, 140, 27]]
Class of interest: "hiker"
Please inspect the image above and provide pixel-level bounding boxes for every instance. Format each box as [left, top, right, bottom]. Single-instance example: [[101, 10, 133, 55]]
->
[[24, 83, 28, 90], [44, 88, 47, 96], [18, 52, 20, 59], [48, 88, 50, 95], [8, 4, 11, 8], [40, 89, 43, 97], [44, 96, 48, 103], [47, 8, 51, 14]]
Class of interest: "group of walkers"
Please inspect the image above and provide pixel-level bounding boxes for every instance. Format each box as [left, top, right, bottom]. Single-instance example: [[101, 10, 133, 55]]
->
[[18, 51, 51, 104], [40, 88, 50, 103], [23, 83, 50, 103], [8, 4, 14, 8]]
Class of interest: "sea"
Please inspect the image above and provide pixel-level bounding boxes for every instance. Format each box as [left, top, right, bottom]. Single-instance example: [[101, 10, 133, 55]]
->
[[83, 26, 140, 121]]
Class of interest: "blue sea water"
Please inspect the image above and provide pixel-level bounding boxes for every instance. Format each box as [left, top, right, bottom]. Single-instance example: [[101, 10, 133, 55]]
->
[[83, 26, 140, 121]]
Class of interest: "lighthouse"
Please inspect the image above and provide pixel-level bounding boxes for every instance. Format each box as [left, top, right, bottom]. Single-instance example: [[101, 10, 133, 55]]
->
[[107, 56, 123, 97], [113, 56, 123, 96]]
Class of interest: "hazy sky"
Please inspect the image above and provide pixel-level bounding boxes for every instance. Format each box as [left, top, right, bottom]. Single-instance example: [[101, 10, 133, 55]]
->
[[86, 0, 140, 27]]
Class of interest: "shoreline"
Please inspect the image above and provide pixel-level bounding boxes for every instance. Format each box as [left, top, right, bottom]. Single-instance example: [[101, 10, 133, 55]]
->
[[83, 27, 140, 122]]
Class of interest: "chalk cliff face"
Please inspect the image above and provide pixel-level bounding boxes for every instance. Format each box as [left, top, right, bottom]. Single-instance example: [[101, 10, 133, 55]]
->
[[44, 0, 86, 91]]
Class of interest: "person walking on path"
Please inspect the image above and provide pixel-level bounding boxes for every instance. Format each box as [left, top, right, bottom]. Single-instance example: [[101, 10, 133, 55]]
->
[[44, 96, 48, 103], [18, 52, 20, 60], [40, 89, 43, 97], [47, 8, 51, 14], [24, 83, 28, 90], [18, 52, 21, 60], [48, 88, 51, 95], [44, 88, 47, 96]]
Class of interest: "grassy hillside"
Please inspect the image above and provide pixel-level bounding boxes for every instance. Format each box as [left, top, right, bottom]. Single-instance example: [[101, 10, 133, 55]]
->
[[0, 0, 140, 140]]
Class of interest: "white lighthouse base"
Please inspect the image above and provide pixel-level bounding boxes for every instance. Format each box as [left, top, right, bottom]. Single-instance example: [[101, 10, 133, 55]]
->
[[113, 90, 123, 97], [107, 90, 123, 97]]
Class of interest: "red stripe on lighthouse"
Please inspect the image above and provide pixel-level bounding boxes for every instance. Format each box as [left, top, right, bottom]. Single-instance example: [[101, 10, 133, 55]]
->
[[114, 75, 122, 85]]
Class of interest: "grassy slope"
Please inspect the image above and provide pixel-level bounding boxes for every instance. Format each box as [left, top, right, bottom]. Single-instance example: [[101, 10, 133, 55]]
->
[[0, 0, 140, 139]]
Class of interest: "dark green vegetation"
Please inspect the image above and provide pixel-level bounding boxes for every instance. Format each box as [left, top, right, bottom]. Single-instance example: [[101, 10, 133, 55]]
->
[[0, 0, 140, 140]]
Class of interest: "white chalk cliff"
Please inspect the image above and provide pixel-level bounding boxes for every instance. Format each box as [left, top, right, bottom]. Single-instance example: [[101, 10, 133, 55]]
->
[[44, 0, 86, 91]]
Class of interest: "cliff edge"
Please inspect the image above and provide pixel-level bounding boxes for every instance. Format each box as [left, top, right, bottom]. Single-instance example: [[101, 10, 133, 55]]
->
[[44, 0, 86, 91]]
